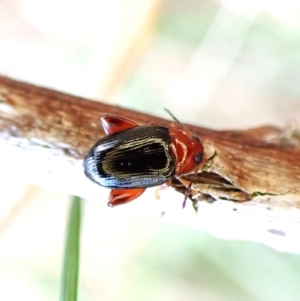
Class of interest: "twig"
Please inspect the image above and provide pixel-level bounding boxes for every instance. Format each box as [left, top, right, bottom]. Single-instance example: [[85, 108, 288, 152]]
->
[[0, 75, 300, 253]]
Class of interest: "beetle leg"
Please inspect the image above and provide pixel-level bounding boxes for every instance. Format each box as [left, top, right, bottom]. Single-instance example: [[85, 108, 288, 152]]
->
[[177, 174, 198, 208], [177, 176, 190, 188], [108, 188, 146, 207], [175, 176, 188, 208], [155, 180, 172, 200], [101, 115, 138, 135]]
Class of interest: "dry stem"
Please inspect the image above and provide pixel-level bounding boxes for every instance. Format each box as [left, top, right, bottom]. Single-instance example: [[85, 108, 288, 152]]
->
[[0, 75, 300, 253]]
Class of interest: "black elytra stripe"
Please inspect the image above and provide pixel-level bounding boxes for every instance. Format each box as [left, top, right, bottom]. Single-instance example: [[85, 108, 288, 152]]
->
[[93, 126, 175, 188]]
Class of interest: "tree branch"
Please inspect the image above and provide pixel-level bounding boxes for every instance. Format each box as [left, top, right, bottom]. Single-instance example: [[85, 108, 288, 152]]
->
[[0, 75, 300, 253]]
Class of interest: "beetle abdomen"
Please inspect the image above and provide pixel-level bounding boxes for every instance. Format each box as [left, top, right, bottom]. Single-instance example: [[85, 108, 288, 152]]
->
[[84, 126, 175, 188]]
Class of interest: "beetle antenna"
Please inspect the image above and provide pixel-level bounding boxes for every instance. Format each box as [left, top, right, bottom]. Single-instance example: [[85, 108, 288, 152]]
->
[[164, 108, 182, 124], [182, 168, 198, 208]]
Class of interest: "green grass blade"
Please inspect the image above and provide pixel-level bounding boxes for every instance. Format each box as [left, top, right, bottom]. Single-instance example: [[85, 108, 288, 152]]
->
[[60, 196, 82, 301]]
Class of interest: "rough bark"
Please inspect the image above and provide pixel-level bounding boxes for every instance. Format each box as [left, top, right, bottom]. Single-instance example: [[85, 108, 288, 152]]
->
[[0, 75, 300, 253]]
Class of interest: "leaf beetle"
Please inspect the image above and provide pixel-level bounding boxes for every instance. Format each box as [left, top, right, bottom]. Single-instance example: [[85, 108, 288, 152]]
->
[[83, 114, 204, 207]]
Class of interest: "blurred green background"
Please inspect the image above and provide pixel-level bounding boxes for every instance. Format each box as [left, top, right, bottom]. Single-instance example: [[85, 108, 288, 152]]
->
[[1, 0, 300, 300]]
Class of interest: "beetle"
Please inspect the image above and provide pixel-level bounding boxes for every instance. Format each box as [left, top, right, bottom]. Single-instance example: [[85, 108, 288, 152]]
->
[[83, 114, 204, 207]]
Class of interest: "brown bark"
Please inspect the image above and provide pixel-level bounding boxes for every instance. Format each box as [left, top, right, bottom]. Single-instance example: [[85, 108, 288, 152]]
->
[[0, 75, 300, 253]]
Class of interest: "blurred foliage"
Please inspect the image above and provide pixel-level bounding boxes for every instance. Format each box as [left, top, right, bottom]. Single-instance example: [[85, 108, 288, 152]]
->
[[60, 196, 81, 301], [127, 224, 300, 301]]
